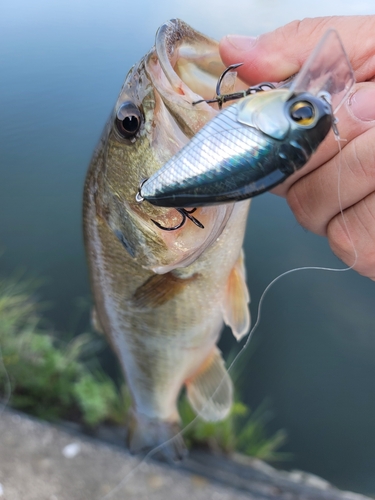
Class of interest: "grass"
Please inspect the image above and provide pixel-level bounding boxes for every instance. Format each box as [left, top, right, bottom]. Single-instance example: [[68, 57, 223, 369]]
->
[[0, 276, 128, 425], [179, 396, 287, 461], [0, 275, 287, 461]]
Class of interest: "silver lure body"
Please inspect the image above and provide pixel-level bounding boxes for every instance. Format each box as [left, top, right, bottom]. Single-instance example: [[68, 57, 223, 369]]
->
[[139, 88, 333, 208]]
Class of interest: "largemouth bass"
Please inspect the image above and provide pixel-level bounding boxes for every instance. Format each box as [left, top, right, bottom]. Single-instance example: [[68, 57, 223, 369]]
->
[[83, 19, 251, 460]]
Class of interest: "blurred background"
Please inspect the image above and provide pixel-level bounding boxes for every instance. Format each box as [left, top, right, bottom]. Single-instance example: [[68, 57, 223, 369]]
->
[[1, 0, 375, 495]]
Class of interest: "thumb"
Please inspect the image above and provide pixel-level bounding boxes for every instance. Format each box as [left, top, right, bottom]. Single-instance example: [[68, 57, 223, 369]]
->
[[219, 16, 373, 85]]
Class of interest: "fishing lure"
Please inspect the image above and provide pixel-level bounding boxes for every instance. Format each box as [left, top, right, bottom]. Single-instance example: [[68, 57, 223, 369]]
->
[[137, 29, 354, 229]]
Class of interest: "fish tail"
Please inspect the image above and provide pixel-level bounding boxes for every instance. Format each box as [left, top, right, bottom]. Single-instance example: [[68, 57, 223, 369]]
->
[[126, 409, 187, 462]]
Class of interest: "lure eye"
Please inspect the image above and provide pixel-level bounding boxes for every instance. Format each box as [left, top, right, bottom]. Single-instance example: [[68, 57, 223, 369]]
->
[[115, 102, 142, 139], [290, 101, 315, 126]]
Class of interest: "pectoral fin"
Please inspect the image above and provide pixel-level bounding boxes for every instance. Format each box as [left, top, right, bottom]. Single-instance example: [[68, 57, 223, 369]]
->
[[131, 272, 198, 309], [185, 347, 233, 422], [222, 250, 251, 341]]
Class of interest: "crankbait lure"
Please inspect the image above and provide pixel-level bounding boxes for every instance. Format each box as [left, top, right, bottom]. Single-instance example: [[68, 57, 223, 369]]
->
[[137, 29, 354, 227]]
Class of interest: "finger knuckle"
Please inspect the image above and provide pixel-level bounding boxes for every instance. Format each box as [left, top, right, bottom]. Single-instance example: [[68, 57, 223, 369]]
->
[[287, 184, 318, 233], [287, 188, 306, 225], [327, 213, 375, 277], [347, 133, 375, 182], [327, 216, 353, 260], [278, 17, 330, 51]]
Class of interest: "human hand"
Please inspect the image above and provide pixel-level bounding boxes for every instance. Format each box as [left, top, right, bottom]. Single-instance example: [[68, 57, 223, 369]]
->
[[220, 16, 375, 279]]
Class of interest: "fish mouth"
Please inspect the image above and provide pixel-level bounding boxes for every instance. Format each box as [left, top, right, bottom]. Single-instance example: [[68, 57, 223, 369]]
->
[[149, 19, 246, 137], [135, 20, 248, 274], [156, 19, 225, 104]]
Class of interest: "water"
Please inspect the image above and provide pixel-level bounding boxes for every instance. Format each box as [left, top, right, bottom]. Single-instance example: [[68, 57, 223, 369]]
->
[[1, 0, 375, 494]]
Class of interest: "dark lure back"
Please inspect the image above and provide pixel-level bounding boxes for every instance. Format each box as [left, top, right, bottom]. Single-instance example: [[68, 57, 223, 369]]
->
[[138, 29, 354, 210]]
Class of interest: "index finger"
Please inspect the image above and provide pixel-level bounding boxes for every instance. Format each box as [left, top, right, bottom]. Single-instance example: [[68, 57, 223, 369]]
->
[[219, 16, 375, 85]]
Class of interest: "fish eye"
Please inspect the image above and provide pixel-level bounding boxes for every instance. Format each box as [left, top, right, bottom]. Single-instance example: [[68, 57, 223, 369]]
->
[[289, 101, 315, 126], [115, 102, 142, 139]]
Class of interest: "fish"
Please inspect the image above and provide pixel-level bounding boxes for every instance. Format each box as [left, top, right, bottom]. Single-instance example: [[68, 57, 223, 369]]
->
[[138, 29, 355, 209], [83, 18, 252, 460]]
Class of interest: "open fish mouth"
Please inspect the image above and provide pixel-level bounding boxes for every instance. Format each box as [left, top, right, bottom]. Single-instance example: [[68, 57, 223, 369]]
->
[[109, 19, 251, 274], [147, 19, 247, 138], [156, 19, 226, 105], [127, 19, 250, 274]]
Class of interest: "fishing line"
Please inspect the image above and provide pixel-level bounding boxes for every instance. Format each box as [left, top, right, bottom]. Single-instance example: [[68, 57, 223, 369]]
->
[[98, 129, 359, 500]]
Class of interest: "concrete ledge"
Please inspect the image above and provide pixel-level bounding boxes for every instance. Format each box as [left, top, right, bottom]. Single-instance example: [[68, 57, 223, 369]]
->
[[0, 409, 370, 500]]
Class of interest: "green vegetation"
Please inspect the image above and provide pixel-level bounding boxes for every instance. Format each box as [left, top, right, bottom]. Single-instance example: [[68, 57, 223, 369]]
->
[[0, 276, 128, 426], [0, 276, 287, 461], [179, 397, 287, 461]]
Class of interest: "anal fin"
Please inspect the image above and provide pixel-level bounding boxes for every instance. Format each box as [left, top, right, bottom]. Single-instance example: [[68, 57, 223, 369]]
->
[[223, 250, 251, 341], [185, 347, 233, 422]]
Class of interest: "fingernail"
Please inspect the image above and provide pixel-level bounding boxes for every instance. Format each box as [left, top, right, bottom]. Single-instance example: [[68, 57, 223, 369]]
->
[[348, 86, 375, 122], [224, 35, 257, 52]]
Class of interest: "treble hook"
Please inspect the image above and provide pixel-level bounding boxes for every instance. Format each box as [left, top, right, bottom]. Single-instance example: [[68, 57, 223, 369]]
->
[[192, 63, 276, 109], [151, 208, 204, 231], [136, 179, 204, 231]]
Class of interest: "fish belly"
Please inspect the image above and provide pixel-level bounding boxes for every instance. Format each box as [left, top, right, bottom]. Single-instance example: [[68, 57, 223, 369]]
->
[[84, 185, 227, 457]]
